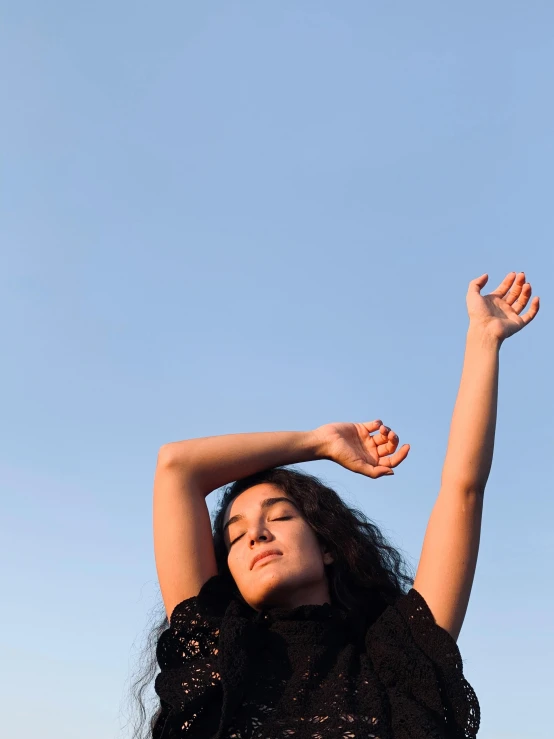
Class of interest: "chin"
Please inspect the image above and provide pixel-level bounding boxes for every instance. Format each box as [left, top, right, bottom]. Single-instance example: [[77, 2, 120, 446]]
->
[[248, 571, 312, 609]]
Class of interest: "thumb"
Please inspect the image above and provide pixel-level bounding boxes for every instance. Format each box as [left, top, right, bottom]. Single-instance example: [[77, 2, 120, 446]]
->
[[364, 464, 394, 478], [468, 273, 488, 294]]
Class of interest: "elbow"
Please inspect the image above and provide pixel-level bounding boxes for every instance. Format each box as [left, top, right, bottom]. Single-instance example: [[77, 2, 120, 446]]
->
[[440, 476, 487, 497], [157, 444, 178, 468], [156, 443, 196, 477], [467, 484, 486, 497]]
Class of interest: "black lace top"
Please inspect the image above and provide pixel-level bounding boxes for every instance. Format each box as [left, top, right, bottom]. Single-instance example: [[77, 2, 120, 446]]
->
[[154, 575, 480, 739]]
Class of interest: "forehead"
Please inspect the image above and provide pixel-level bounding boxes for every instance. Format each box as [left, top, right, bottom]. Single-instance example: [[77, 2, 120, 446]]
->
[[223, 483, 293, 524]]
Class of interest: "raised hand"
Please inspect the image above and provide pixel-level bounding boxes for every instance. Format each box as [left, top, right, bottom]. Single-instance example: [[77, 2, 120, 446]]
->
[[467, 272, 540, 343], [315, 421, 410, 479]]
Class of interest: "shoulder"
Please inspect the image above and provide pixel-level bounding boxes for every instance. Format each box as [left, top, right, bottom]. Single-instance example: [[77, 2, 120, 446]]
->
[[168, 574, 238, 627], [154, 575, 238, 727], [367, 588, 464, 670], [156, 575, 239, 672], [365, 587, 480, 737]]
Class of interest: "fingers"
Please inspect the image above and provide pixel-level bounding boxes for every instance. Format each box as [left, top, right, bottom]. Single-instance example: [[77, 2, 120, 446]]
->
[[363, 423, 409, 474], [510, 279, 531, 312], [367, 466, 396, 478], [361, 461, 396, 478], [521, 295, 540, 325], [362, 420, 383, 435], [504, 272, 526, 306], [490, 271, 517, 298], [376, 428, 400, 456], [378, 443, 411, 469], [357, 422, 410, 478], [371, 424, 393, 446], [370, 425, 404, 457], [488, 270, 540, 324], [363, 444, 410, 478]]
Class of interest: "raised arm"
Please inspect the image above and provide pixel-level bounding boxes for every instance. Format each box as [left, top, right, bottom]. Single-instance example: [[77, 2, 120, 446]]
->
[[413, 272, 540, 641]]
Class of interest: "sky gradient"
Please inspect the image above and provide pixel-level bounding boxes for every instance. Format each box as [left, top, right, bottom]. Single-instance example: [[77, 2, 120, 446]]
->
[[1, 3, 553, 737]]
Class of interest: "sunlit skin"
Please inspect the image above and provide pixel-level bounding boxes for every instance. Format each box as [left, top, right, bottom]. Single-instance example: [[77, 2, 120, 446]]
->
[[154, 269, 541, 644], [222, 421, 408, 613], [224, 483, 335, 612]]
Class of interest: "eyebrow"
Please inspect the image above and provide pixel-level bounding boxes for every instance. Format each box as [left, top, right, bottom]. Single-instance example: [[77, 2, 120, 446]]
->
[[223, 497, 298, 535]]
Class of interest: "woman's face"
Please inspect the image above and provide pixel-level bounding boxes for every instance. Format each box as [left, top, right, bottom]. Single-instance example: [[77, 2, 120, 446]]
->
[[223, 483, 334, 612]]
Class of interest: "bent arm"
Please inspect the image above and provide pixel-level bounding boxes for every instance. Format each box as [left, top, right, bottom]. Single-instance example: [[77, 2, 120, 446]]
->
[[155, 430, 323, 617], [154, 419, 403, 616], [160, 430, 325, 494]]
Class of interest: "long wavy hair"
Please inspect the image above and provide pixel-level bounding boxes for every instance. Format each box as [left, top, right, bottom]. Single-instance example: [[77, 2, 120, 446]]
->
[[125, 466, 415, 739]]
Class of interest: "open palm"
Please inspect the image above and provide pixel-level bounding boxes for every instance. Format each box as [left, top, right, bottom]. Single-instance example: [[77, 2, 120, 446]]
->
[[316, 421, 410, 479], [467, 272, 540, 342]]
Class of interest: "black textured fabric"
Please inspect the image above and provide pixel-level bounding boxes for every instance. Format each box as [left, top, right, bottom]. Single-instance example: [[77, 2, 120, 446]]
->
[[154, 575, 480, 739]]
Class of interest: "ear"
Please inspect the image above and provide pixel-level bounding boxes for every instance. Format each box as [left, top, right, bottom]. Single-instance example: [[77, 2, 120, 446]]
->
[[322, 549, 334, 565]]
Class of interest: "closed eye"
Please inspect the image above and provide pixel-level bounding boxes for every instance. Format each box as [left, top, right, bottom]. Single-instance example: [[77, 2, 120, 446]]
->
[[229, 516, 292, 547]]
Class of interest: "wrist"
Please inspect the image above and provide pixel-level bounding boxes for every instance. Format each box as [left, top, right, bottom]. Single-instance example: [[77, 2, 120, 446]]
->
[[467, 322, 503, 351], [308, 428, 332, 461]]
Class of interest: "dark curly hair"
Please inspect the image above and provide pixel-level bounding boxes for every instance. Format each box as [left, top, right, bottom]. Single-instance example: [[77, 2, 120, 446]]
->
[[125, 466, 415, 739]]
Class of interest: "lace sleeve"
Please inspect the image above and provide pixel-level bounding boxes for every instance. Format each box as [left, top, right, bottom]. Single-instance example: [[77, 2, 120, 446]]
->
[[366, 588, 480, 739], [154, 576, 236, 737]]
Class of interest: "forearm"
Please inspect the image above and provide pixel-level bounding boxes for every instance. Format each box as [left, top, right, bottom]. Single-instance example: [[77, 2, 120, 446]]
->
[[441, 325, 501, 494], [159, 430, 324, 493]]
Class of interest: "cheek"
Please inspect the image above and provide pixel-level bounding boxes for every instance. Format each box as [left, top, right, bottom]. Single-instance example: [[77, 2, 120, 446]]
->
[[227, 550, 245, 581], [227, 549, 236, 570], [288, 531, 325, 567], [293, 526, 320, 551]]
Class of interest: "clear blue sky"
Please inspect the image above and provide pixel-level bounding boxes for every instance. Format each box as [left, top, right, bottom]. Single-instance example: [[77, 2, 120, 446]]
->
[[1, 3, 552, 737]]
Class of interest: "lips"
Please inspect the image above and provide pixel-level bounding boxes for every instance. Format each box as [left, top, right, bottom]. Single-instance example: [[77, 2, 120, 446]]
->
[[250, 549, 282, 570]]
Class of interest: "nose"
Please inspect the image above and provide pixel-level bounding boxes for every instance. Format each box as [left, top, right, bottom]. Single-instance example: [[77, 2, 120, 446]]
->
[[250, 532, 268, 544], [249, 523, 273, 545]]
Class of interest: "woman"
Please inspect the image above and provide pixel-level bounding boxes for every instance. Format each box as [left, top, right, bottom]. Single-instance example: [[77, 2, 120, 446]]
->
[[144, 272, 539, 739]]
